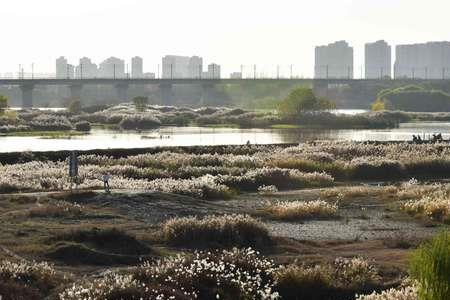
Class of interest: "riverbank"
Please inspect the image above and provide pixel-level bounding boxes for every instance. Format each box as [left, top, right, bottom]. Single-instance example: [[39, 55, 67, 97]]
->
[[1, 141, 449, 299]]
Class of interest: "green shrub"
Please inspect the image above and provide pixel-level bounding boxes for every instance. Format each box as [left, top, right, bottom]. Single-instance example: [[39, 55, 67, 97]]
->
[[377, 85, 450, 112], [119, 115, 161, 129], [410, 231, 450, 300], [74, 121, 91, 132]]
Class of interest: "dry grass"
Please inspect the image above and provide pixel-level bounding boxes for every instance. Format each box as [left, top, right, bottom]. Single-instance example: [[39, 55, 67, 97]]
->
[[274, 257, 382, 300], [59, 248, 279, 300], [356, 286, 418, 300], [28, 201, 83, 218], [161, 214, 271, 248], [265, 200, 338, 221], [401, 189, 450, 223], [0, 260, 66, 299], [320, 185, 398, 202]]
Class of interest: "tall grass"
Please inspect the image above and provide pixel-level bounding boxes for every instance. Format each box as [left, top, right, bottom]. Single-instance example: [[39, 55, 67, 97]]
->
[[356, 286, 418, 300], [274, 257, 381, 300], [266, 200, 338, 221], [410, 231, 450, 300], [0, 260, 64, 299], [402, 188, 450, 223], [161, 214, 271, 248]]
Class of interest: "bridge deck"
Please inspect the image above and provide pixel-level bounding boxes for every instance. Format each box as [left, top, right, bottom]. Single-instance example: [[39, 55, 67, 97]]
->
[[0, 78, 446, 86]]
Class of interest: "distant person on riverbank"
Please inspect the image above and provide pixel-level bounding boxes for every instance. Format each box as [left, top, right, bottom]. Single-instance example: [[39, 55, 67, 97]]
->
[[102, 173, 110, 193]]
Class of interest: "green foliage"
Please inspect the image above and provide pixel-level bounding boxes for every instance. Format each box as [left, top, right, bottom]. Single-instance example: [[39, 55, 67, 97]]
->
[[133, 96, 149, 112], [277, 88, 336, 121], [0, 95, 8, 114], [222, 81, 304, 109], [371, 99, 386, 111], [410, 231, 450, 300], [74, 121, 91, 132], [377, 85, 450, 112], [67, 98, 82, 114]]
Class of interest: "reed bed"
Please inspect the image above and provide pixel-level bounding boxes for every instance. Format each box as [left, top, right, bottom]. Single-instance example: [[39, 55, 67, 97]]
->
[[266, 200, 338, 221]]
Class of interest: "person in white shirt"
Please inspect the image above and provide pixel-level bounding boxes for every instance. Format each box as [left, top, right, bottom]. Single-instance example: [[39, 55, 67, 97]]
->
[[102, 173, 110, 192]]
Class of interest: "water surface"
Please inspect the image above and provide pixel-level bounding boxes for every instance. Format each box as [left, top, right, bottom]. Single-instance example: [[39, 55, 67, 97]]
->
[[2, 122, 450, 152]]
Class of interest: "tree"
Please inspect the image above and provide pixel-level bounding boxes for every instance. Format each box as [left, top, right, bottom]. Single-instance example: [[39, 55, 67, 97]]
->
[[67, 98, 82, 114], [0, 95, 8, 115], [133, 96, 149, 112], [277, 88, 335, 120], [370, 99, 386, 111]]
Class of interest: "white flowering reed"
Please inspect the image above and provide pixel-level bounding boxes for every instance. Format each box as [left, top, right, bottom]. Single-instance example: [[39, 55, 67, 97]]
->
[[258, 185, 278, 195], [266, 200, 338, 220], [60, 248, 280, 300], [162, 214, 270, 248], [402, 186, 450, 221], [356, 286, 418, 300]]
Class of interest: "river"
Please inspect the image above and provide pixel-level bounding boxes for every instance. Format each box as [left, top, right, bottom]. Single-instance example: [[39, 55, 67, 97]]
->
[[2, 122, 450, 152]]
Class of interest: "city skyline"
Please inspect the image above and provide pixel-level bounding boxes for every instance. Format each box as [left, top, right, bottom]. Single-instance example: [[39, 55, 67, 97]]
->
[[9, 39, 450, 80], [2, 0, 450, 78]]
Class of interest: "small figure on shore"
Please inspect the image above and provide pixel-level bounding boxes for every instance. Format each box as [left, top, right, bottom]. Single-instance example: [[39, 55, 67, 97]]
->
[[246, 140, 251, 146], [102, 173, 111, 193], [412, 135, 417, 143]]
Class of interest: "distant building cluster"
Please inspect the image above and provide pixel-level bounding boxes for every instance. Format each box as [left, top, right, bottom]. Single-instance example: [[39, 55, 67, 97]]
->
[[394, 42, 450, 79], [161, 55, 221, 79], [55, 56, 155, 79], [55, 55, 221, 80], [54, 43, 450, 80], [315, 40, 450, 79]]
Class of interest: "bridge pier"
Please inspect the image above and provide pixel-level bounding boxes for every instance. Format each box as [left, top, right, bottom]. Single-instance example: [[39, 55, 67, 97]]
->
[[312, 80, 329, 99], [159, 83, 173, 105], [115, 83, 129, 103], [201, 83, 215, 106], [69, 84, 83, 100], [20, 84, 34, 108]]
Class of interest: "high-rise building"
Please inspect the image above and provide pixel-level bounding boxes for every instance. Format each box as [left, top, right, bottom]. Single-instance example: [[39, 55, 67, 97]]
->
[[76, 57, 98, 78], [394, 42, 450, 79], [230, 72, 242, 79], [56, 56, 69, 79], [206, 63, 221, 79], [143, 72, 155, 79], [162, 55, 204, 78], [67, 64, 75, 79], [365, 40, 391, 79], [314, 41, 353, 79], [98, 57, 125, 78], [162, 55, 190, 78], [131, 56, 143, 78], [188, 56, 203, 78]]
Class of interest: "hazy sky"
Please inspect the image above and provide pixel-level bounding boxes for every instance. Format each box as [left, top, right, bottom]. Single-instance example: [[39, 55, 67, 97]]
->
[[1, 0, 449, 77]]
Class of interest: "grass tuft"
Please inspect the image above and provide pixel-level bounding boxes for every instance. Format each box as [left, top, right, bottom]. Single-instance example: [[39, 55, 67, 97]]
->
[[161, 214, 271, 249]]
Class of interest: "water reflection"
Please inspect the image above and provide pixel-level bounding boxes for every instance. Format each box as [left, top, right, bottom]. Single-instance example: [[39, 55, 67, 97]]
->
[[2, 122, 450, 152]]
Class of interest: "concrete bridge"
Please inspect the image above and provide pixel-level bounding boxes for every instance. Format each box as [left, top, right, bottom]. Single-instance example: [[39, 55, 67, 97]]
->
[[0, 78, 448, 107]]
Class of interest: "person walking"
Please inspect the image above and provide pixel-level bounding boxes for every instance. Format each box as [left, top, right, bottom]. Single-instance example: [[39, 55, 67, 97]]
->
[[102, 173, 111, 192]]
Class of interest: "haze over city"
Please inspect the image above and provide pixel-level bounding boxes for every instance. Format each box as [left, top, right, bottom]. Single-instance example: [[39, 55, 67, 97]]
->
[[1, 2, 450, 300], [2, 0, 450, 77]]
